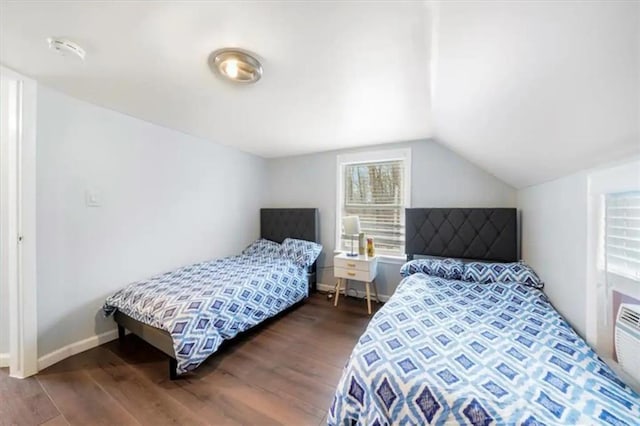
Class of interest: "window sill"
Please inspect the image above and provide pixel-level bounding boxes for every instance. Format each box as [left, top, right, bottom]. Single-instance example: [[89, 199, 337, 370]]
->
[[606, 269, 640, 283], [605, 271, 640, 299]]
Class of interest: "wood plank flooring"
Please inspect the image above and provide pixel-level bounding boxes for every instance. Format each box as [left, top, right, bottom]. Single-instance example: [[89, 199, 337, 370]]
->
[[1, 293, 380, 426]]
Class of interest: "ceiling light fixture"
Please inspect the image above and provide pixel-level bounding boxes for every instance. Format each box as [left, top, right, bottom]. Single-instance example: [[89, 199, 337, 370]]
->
[[209, 48, 262, 84], [47, 37, 86, 61]]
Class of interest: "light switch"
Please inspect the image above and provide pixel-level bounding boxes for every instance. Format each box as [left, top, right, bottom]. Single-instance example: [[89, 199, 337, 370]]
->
[[85, 189, 102, 207]]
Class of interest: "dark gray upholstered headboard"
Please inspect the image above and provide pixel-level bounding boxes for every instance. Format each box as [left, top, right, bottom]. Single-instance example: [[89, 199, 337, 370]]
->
[[260, 208, 319, 244], [260, 208, 320, 291], [405, 208, 518, 262]]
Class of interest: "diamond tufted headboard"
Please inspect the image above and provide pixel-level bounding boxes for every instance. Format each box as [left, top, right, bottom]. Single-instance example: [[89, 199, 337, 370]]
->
[[405, 208, 518, 262]]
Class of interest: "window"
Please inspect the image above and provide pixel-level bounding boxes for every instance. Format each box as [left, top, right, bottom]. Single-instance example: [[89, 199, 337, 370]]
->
[[605, 191, 640, 281], [336, 149, 411, 257], [586, 163, 639, 357]]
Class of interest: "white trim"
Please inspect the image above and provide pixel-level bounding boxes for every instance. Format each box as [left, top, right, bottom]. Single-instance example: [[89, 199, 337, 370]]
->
[[38, 329, 119, 371], [335, 148, 412, 256], [336, 148, 413, 166], [1, 66, 38, 378], [0, 353, 9, 368], [0, 75, 18, 372], [608, 272, 640, 299], [586, 190, 603, 350], [317, 282, 391, 303]]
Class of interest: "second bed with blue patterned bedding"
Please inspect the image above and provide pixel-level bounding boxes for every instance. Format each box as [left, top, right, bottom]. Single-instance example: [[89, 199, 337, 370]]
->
[[328, 273, 640, 425], [103, 250, 309, 374]]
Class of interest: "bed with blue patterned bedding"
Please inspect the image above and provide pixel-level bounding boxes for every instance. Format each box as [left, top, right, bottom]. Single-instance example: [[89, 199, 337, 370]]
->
[[328, 274, 640, 425], [103, 252, 307, 374]]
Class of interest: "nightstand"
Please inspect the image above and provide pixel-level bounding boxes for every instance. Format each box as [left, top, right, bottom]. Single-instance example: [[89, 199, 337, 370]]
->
[[333, 252, 379, 314]]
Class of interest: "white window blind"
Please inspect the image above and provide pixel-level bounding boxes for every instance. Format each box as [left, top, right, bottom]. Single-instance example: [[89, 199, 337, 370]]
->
[[605, 191, 640, 281], [340, 159, 407, 255]]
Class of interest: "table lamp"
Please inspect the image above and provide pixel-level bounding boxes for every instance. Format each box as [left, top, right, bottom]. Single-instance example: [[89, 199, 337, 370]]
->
[[342, 216, 361, 257]]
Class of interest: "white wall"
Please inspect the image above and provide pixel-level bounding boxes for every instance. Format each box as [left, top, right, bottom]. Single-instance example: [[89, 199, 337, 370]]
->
[[518, 159, 640, 341], [266, 140, 517, 297], [36, 87, 267, 357], [517, 172, 589, 336]]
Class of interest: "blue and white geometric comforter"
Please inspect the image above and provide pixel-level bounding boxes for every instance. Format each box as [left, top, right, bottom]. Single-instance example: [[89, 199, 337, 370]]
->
[[329, 274, 640, 425], [103, 253, 307, 374]]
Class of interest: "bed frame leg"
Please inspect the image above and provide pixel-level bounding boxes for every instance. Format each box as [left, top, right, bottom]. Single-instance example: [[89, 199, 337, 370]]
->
[[117, 325, 125, 343], [169, 358, 178, 380]]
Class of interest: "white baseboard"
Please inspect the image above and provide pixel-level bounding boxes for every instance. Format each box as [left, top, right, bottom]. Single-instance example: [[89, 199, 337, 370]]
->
[[0, 352, 9, 368], [38, 329, 119, 371], [34, 284, 388, 373], [316, 283, 391, 303]]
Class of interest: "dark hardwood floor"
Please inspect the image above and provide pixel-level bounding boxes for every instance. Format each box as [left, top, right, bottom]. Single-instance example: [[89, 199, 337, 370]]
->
[[1, 293, 380, 426]]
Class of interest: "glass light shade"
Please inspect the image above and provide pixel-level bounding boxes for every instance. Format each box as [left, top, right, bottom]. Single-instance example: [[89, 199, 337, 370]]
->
[[210, 48, 263, 84]]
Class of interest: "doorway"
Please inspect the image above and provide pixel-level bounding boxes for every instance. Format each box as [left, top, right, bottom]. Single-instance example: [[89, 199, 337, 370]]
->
[[0, 66, 37, 378]]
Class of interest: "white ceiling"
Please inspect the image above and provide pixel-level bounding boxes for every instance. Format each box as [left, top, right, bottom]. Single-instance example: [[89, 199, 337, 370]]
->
[[1, 1, 638, 188], [432, 1, 639, 188], [0, 1, 431, 158]]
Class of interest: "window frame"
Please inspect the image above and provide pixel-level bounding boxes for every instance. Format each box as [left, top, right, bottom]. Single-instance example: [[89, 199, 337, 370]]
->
[[335, 148, 411, 260], [603, 191, 640, 282], [585, 159, 640, 357]]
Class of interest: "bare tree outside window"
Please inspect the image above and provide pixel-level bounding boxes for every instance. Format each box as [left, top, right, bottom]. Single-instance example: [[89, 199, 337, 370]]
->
[[341, 160, 405, 254]]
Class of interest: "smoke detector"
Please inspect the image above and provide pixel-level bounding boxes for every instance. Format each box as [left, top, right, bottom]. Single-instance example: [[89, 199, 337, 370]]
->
[[47, 38, 86, 61]]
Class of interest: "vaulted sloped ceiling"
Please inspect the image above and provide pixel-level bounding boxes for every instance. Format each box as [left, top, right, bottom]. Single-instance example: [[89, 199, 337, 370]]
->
[[0, 1, 638, 188], [431, 1, 639, 188]]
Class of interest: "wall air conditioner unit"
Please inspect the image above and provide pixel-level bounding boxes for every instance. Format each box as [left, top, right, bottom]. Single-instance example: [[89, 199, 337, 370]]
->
[[615, 304, 640, 383]]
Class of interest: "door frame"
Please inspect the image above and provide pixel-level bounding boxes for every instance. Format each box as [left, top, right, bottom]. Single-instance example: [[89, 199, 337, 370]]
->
[[0, 66, 38, 378]]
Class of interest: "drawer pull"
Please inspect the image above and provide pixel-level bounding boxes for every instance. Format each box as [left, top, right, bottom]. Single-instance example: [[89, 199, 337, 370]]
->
[[347, 272, 356, 277], [347, 263, 356, 267]]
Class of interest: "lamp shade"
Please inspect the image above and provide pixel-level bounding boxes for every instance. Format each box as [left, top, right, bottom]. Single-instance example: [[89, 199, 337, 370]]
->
[[342, 216, 361, 236]]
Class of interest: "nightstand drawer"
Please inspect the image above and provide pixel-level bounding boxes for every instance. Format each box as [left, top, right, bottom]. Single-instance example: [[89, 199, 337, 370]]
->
[[334, 267, 373, 282], [335, 257, 373, 272]]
